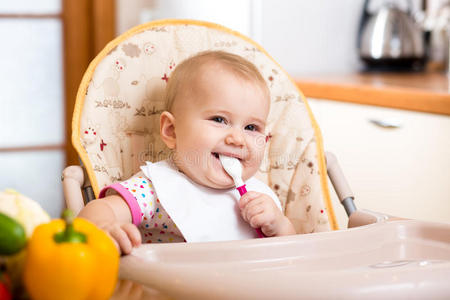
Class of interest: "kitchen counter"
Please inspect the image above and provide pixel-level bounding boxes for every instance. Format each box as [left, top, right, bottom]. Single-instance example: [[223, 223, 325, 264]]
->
[[295, 72, 450, 115]]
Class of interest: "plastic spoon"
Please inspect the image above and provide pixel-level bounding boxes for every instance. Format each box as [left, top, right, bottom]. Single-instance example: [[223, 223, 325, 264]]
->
[[219, 154, 265, 238]]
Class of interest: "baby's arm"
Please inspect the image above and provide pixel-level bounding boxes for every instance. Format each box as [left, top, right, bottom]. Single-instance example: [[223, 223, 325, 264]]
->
[[78, 195, 141, 254], [239, 191, 296, 237]]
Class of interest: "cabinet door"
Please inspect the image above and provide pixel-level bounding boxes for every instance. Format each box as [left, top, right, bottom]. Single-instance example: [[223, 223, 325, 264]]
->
[[308, 99, 450, 228]]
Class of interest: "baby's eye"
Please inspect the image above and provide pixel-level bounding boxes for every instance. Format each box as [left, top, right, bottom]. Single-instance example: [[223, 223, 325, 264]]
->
[[245, 124, 258, 131], [211, 116, 226, 124]]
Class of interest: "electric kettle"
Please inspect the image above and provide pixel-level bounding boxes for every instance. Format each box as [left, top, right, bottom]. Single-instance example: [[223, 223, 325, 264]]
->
[[357, 0, 426, 71]]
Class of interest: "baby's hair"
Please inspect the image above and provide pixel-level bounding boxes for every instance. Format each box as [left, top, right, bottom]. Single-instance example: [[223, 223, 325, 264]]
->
[[164, 50, 269, 112]]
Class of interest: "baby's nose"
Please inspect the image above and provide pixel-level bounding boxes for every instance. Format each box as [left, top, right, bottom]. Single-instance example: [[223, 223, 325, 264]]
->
[[225, 127, 245, 146]]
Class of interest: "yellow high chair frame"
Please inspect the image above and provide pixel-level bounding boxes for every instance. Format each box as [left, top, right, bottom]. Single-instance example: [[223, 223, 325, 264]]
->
[[61, 20, 450, 299]]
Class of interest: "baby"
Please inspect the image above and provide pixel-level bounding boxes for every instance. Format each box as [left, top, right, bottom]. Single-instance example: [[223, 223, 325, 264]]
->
[[79, 50, 295, 254]]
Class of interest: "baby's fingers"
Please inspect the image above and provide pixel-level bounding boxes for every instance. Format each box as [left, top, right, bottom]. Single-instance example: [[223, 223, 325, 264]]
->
[[239, 191, 261, 209], [106, 232, 120, 253], [121, 223, 142, 247], [242, 201, 265, 223], [110, 226, 134, 255], [248, 212, 268, 229], [249, 212, 279, 236]]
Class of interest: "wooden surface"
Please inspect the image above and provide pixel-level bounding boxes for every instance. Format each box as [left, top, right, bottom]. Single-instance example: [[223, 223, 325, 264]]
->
[[63, 0, 92, 166], [93, 0, 116, 54], [295, 72, 450, 115], [63, 0, 116, 166]]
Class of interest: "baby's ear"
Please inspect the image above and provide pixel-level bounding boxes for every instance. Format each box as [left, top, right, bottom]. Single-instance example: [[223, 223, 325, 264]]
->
[[160, 111, 176, 149]]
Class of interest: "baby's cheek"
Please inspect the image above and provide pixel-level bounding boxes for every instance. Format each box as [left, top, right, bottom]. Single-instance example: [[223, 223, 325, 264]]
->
[[251, 132, 267, 148], [248, 132, 266, 153], [242, 158, 263, 182], [253, 145, 266, 168]]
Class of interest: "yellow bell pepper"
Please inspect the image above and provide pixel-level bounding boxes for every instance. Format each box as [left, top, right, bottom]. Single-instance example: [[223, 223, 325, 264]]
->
[[23, 210, 119, 300]]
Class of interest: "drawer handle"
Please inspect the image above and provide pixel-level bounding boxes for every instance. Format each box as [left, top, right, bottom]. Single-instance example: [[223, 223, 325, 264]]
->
[[369, 119, 402, 129]]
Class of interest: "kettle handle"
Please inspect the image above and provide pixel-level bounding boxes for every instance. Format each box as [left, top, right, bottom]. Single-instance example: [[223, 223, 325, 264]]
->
[[357, 0, 371, 49]]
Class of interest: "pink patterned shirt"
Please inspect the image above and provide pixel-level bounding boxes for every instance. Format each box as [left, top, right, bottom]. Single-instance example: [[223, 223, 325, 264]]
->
[[99, 171, 185, 243]]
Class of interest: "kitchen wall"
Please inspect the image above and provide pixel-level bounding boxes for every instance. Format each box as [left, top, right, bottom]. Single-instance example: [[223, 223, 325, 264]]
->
[[116, 0, 366, 75], [259, 0, 365, 75]]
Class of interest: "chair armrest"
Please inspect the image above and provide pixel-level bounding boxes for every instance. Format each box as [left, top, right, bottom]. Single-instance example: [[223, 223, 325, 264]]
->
[[62, 165, 85, 215], [325, 152, 357, 217], [348, 209, 408, 228], [347, 209, 388, 228]]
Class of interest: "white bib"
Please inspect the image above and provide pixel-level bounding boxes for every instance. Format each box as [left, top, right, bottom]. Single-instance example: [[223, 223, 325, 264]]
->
[[140, 160, 281, 243]]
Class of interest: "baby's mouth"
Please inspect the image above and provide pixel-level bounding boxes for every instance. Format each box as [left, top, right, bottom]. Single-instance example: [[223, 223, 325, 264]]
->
[[212, 152, 242, 161]]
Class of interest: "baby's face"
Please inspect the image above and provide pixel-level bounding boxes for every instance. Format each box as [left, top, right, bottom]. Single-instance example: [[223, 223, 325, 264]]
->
[[170, 64, 269, 189]]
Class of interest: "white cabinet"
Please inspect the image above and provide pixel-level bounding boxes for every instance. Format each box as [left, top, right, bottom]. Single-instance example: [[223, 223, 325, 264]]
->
[[308, 98, 450, 229]]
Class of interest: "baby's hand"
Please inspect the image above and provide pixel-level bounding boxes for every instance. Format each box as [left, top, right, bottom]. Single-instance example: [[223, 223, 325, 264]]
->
[[98, 221, 141, 255], [239, 191, 296, 237]]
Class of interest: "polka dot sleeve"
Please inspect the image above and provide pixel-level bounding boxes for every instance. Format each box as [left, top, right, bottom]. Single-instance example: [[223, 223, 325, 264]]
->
[[99, 172, 157, 226]]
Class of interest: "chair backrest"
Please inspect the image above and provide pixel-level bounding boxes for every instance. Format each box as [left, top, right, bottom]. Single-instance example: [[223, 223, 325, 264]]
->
[[72, 19, 338, 233]]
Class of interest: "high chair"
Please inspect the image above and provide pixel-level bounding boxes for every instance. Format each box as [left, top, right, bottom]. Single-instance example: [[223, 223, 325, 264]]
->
[[62, 20, 450, 299]]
